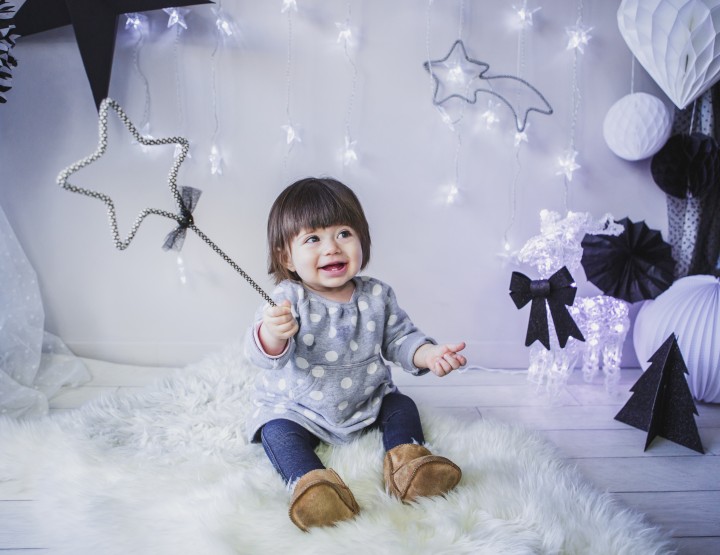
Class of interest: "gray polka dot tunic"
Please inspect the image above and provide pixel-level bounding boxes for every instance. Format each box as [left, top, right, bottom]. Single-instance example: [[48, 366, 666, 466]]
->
[[244, 276, 433, 445]]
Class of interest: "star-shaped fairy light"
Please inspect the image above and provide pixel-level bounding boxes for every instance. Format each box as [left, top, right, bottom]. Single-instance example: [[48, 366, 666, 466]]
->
[[209, 144, 223, 175], [124, 13, 148, 33], [281, 0, 298, 13], [164, 7, 190, 30], [479, 100, 501, 130], [336, 21, 353, 46], [514, 122, 529, 146], [556, 149, 581, 181], [437, 183, 462, 206], [342, 135, 358, 165], [12, 0, 213, 110], [282, 123, 302, 147], [513, 4, 540, 28], [566, 20, 593, 53], [213, 6, 237, 38], [56, 97, 275, 306]]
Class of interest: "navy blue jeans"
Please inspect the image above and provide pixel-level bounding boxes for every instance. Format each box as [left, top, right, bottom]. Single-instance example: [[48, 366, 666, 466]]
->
[[260, 391, 425, 484]]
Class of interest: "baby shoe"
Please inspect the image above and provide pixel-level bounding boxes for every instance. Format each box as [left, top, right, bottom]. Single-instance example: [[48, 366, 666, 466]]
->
[[289, 468, 360, 531], [384, 444, 461, 503]]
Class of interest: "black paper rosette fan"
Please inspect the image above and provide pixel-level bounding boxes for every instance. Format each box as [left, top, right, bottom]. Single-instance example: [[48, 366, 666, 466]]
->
[[581, 218, 675, 303]]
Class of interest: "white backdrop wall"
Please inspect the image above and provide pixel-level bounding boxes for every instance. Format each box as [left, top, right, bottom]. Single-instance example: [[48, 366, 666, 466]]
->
[[0, 1, 668, 367]]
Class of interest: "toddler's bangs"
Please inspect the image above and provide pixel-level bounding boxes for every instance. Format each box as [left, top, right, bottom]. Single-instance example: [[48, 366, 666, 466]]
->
[[283, 187, 359, 238]]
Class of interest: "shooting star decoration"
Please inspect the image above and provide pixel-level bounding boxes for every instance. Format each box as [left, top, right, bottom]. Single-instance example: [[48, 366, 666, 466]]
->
[[56, 97, 275, 306], [423, 39, 553, 132]]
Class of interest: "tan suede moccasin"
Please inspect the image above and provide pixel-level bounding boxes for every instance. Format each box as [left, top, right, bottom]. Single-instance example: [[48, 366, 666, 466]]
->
[[384, 443, 462, 503], [288, 468, 360, 531]]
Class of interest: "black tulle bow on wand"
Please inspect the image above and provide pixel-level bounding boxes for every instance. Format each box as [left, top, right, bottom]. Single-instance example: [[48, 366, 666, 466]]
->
[[509, 266, 585, 350], [163, 186, 202, 251]]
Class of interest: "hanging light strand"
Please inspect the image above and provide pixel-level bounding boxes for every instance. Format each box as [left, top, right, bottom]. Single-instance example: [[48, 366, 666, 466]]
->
[[126, 14, 151, 135], [208, 1, 224, 175], [172, 20, 187, 160], [503, 0, 529, 251], [282, 1, 299, 169], [340, 0, 359, 168], [557, 0, 588, 211], [425, 0, 469, 128]]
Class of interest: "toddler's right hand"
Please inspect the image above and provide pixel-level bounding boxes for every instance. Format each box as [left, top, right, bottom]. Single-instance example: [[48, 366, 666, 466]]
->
[[263, 300, 299, 340]]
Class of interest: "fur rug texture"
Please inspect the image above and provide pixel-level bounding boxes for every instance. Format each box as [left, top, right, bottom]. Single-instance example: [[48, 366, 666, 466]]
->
[[0, 342, 673, 555]]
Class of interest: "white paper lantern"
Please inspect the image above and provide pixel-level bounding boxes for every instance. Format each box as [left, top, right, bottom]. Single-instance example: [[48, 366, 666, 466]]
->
[[618, 0, 720, 109], [603, 93, 672, 161], [634, 275, 720, 403]]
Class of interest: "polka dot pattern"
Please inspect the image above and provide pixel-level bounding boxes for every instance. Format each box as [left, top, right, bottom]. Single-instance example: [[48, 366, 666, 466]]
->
[[249, 276, 432, 445]]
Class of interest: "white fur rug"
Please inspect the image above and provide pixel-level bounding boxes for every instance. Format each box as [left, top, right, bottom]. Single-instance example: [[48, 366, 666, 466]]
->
[[0, 343, 673, 555]]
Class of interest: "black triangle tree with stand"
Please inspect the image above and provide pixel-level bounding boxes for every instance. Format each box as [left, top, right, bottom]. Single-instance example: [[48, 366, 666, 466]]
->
[[615, 333, 704, 454]]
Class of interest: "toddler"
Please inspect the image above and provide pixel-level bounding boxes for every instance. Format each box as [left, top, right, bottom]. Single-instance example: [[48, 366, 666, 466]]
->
[[245, 177, 466, 531]]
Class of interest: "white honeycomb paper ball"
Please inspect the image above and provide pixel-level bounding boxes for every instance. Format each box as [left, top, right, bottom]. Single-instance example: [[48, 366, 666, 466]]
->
[[618, 0, 720, 109], [603, 93, 672, 161]]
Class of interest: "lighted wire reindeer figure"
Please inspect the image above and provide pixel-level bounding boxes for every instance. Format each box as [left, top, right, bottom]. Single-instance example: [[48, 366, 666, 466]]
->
[[515, 210, 629, 397]]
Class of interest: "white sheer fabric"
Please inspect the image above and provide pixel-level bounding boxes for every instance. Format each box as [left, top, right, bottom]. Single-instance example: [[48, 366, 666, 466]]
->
[[0, 202, 90, 418]]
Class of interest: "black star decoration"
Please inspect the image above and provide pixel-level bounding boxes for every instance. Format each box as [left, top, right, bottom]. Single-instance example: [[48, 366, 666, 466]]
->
[[57, 98, 275, 306], [12, 0, 214, 110]]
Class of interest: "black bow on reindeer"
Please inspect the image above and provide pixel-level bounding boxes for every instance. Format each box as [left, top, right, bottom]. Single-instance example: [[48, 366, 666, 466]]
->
[[509, 266, 585, 350], [162, 186, 202, 251]]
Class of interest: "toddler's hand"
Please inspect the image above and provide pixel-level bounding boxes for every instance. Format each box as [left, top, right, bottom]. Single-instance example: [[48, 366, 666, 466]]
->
[[423, 342, 467, 377], [263, 300, 299, 340]]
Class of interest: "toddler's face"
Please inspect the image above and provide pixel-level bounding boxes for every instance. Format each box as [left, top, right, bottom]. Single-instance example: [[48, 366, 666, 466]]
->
[[285, 224, 362, 299]]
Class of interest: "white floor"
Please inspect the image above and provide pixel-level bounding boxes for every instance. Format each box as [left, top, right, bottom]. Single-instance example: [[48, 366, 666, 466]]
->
[[1, 358, 719, 554]]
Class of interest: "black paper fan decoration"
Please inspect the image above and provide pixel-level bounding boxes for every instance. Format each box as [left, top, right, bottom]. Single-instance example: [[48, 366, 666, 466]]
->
[[650, 133, 719, 199], [581, 218, 675, 303]]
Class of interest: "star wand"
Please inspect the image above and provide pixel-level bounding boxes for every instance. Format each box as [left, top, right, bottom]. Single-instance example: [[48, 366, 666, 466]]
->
[[56, 98, 275, 307]]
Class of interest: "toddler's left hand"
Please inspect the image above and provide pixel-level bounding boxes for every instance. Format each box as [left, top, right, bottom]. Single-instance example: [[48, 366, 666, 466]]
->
[[422, 342, 467, 377]]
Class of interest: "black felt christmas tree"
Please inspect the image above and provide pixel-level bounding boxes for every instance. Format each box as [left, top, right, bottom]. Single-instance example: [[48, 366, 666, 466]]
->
[[615, 334, 704, 454]]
